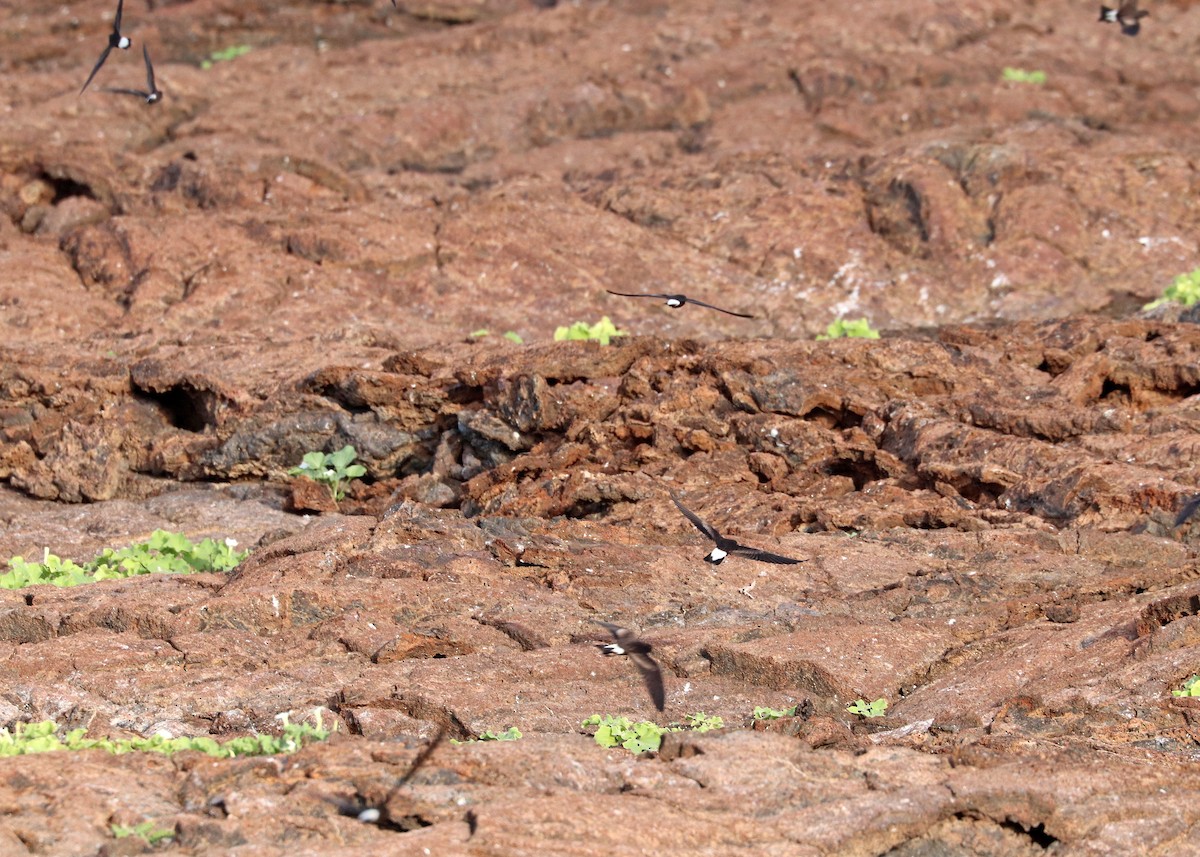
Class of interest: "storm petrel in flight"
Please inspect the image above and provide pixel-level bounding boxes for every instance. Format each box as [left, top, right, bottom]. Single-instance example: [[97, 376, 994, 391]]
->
[[80, 0, 132, 95], [102, 45, 161, 104], [671, 491, 805, 566], [605, 289, 755, 319], [1174, 495, 1200, 529], [594, 621, 665, 712], [1100, 1, 1148, 36], [325, 726, 447, 829]]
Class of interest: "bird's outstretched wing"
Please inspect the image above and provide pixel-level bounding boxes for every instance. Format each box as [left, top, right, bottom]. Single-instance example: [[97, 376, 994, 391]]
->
[[606, 289, 670, 299], [685, 297, 755, 319], [80, 46, 113, 94], [729, 544, 805, 565], [628, 651, 665, 711], [142, 44, 157, 92], [670, 492, 721, 543], [1174, 495, 1200, 529]]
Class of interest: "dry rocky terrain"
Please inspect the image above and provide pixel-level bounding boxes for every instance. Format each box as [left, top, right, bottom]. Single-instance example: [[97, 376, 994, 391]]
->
[[1, 0, 1200, 854]]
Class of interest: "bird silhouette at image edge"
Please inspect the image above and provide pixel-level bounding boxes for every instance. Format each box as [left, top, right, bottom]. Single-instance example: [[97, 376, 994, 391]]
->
[[605, 290, 755, 318], [671, 491, 805, 565], [594, 621, 665, 712], [80, 0, 132, 94], [1174, 495, 1200, 529], [102, 44, 162, 104]]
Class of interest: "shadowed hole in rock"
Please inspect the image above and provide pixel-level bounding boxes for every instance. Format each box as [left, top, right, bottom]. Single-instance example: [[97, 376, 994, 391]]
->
[[803, 405, 864, 430], [44, 174, 97, 204], [447, 384, 483, 405], [951, 477, 1008, 505], [1099, 378, 1131, 404], [998, 820, 1059, 848], [131, 381, 212, 432], [563, 499, 615, 519], [822, 457, 885, 490]]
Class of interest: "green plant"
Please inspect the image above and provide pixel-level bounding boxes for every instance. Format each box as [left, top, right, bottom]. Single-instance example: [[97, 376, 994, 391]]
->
[[553, 316, 626, 345], [1001, 67, 1047, 85], [583, 715, 667, 753], [752, 704, 798, 721], [1, 531, 247, 591], [451, 726, 522, 744], [1172, 675, 1200, 698], [0, 711, 334, 758], [111, 822, 175, 845], [582, 712, 724, 754], [288, 444, 367, 506], [201, 44, 251, 69], [469, 329, 524, 344], [817, 318, 880, 340], [1144, 268, 1200, 310], [846, 698, 888, 719]]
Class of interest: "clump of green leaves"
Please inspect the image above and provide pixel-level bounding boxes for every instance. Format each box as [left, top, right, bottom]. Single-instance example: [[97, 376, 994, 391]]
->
[[582, 712, 724, 754], [554, 316, 626, 345], [289, 444, 367, 506], [0, 712, 333, 758], [1172, 675, 1200, 698], [817, 318, 881, 340], [1145, 268, 1200, 310], [847, 698, 888, 719], [111, 822, 175, 845], [1002, 67, 1047, 85], [1, 531, 247, 590], [201, 44, 251, 69], [469, 329, 524, 344], [451, 726, 522, 744], [752, 704, 798, 721]]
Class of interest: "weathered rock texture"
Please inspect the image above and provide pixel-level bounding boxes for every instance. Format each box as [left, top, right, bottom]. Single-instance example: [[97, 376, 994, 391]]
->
[[1, 0, 1199, 854]]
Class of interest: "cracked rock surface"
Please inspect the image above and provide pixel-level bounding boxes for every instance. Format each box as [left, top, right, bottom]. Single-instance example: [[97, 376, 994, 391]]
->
[[2, 0, 1200, 854]]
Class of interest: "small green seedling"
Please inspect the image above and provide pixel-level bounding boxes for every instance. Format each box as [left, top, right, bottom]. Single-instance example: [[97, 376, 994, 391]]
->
[[1172, 675, 1200, 698], [582, 712, 725, 754], [1, 532, 247, 590], [469, 329, 524, 344], [583, 715, 667, 753], [817, 317, 880, 340], [201, 44, 251, 69], [1145, 268, 1200, 310], [288, 444, 367, 506], [1002, 67, 1047, 85], [847, 698, 888, 719], [451, 726, 522, 744], [554, 316, 626, 345], [752, 704, 798, 721], [111, 822, 175, 845], [0, 711, 334, 758]]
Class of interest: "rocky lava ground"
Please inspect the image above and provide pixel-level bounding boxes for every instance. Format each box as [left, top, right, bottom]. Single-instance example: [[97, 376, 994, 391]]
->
[[1, 0, 1200, 854]]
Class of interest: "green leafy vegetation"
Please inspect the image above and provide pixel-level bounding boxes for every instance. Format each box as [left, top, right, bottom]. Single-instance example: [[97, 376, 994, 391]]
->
[[469, 329, 524, 344], [1001, 67, 1047, 85], [0, 712, 333, 758], [582, 713, 724, 754], [111, 822, 175, 845], [846, 698, 888, 719], [288, 444, 367, 506], [201, 44, 251, 69], [553, 316, 626, 345], [1172, 675, 1200, 698], [752, 704, 798, 721], [816, 317, 880, 340], [1, 531, 247, 590], [451, 726, 522, 744], [1144, 268, 1200, 310]]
